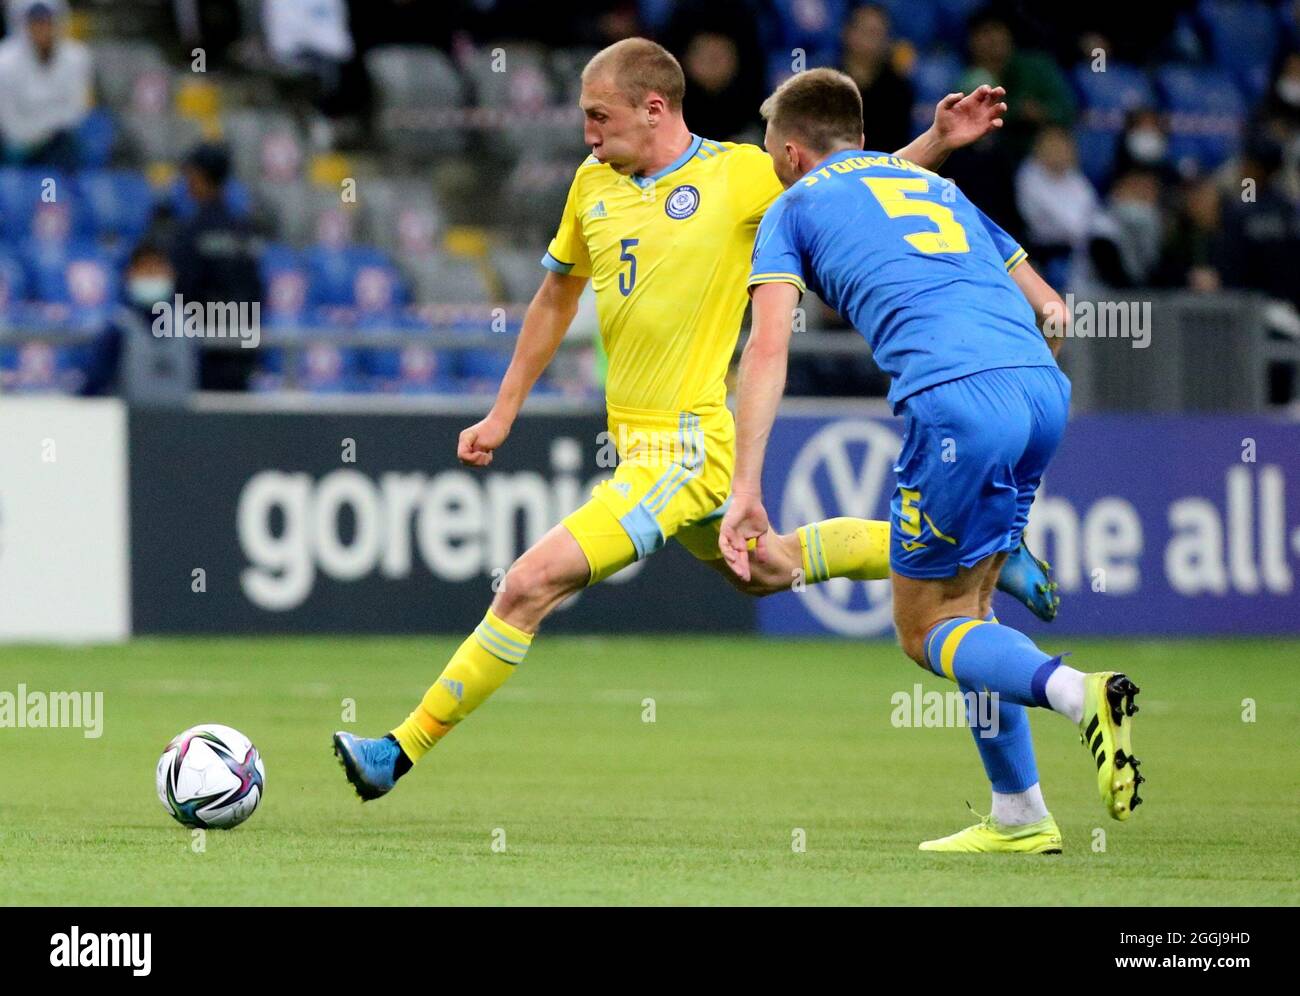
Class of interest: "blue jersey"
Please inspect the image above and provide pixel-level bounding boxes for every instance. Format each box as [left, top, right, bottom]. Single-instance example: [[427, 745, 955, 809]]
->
[[748, 149, 1055, 409]]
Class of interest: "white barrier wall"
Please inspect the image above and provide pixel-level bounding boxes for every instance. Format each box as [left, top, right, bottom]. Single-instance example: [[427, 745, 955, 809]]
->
[[0, 398, 131, 642]]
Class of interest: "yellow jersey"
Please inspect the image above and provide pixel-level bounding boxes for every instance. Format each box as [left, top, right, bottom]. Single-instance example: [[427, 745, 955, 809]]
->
[[543, 135, 782, 416]]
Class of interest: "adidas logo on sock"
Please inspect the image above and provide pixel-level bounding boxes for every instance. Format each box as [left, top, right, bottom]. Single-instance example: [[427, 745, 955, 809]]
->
[[440, 678, 464, 701]]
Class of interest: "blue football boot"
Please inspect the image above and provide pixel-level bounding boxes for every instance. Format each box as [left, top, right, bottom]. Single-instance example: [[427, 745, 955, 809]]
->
[[996, 537, 1060, 622], [333, 731, 407, 801]]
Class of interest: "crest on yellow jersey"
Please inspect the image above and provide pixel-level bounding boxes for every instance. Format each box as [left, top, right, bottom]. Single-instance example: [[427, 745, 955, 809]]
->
[[665, 185, 700, 219]]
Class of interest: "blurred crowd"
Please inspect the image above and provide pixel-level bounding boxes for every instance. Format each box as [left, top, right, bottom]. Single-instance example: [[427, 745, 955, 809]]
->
[[0, 0, 1298, 399]]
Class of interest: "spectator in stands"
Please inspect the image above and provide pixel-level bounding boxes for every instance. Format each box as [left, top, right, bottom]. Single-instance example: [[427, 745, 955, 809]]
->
[[0, 0, 92, 169], [662, 0, 765, 137], [1265, 49, 1300, 128], [168, 143, 263, 391], [1112, 108, 1178, 187], [1015, 125, 1098, 285], [960, 12, 1075, 153], [263, 0, 355, 126], [80, 243, 198, 404], [1218, 133, 1300, 309], [679, 31, 758, 142], [1155, 177, 1230, 292], [1089, 169, 1163, 288], [839, 3, 913, 155]]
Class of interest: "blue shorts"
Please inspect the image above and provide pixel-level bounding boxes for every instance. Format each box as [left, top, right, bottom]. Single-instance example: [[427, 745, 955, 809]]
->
[[890, 365, 1070, 579]]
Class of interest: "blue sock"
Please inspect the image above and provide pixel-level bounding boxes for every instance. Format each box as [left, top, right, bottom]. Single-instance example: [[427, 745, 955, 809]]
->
[[962, 681, 1040, 792], [923, 616, 1061, 708], [959, 612, 1040, 793]]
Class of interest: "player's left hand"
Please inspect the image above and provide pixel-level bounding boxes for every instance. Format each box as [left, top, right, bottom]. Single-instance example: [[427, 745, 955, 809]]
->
[[932, 84, 1007, 150], [719, 492, 771, 583]]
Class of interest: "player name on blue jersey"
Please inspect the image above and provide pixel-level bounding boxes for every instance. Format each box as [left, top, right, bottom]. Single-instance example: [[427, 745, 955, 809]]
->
[[748, 149, 1056, 410]]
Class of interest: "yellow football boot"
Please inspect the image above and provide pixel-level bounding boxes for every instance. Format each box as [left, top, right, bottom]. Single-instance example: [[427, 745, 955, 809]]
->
[[1079, 671, 1144, 821], [919, 810, 1063, 854]]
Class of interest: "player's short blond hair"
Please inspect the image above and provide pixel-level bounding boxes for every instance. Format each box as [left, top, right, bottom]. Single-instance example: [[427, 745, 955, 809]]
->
[[583, 38, 686, 111], [760, 68, 864, 155]]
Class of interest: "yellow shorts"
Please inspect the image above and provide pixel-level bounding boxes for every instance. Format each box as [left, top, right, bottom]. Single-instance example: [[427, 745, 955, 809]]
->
[[562, 403, 735, 584]]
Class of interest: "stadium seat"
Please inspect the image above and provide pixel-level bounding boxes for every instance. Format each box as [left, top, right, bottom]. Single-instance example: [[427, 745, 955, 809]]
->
[[492, 247, 546, 304], [636, 0, 675, 34], [91, 39, 167, 111], [0, 168, 80, 243], [78, 170, 154, 242], [1076, 126, 1120, 188], [366, 46, 468, 157], [0, 341, 86, 393], [304, 245, 406, 330], [934, 0, 985, 48], [75, 109, 116, 169], [910, 52, 962, 129], [876, 0, 939, 49], [259, 243, 312, 330], [405, 251, 491, 306], [1156, 64, 1245, 170], [1071, 63, 1156, 114], [1197, 0, 1277, 101], [767, 0, 852, 61], [254, 341, 364, 393], [358, 177, 444, 256], [0, 249, 28, 312], [361, 332, 455, 394], [21, 239, 117, 308]]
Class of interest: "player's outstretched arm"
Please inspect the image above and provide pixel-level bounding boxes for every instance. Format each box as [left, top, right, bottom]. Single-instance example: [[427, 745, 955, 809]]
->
[[457, 270, 588, 467], [720, 281, 800, 581], [894, 84, 1007, 171], [1011, 261, 1069, 357]]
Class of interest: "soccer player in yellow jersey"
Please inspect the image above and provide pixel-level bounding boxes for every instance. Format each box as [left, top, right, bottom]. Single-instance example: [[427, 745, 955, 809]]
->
[[334, 39, 1026, 799]]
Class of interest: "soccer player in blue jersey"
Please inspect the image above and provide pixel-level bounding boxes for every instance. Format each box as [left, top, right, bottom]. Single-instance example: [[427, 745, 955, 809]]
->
[[719, 69, 1143, 853]]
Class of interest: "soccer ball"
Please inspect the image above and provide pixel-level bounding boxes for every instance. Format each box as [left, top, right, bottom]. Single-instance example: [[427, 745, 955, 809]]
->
[[156, 724, 266, 829]]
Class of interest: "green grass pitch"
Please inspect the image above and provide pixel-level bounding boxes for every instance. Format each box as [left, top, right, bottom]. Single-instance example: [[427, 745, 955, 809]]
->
[[1, 636, 1296, 905]]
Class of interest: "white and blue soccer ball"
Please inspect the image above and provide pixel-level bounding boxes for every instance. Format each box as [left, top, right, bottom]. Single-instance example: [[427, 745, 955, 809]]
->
[[156, 724, 266, 829]]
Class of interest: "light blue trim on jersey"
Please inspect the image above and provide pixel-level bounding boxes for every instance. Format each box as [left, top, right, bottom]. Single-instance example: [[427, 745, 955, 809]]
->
[[619, 503, 667, 559], [540, 251, 575, 274], [631, 134, 704, 188], [694, 494, 732, 524]]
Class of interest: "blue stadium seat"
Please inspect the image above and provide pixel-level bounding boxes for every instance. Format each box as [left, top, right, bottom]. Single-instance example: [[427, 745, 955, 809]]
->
[[254, 342, 363, 393], [636, 0, 675, 34], [876, 0, 938, 49], [0, 341, 87, 393], [1156, 64, 1245, 170], [1076, 126, 1120, 188], [304, 245, 406, 322], [362, 340, 455, 393], [934, 0, 985, 48], [75, 109, 116, 169], [768, 0, 851, 61], [910, 52, 961, 129], [1071, 63, 1156, 113], [1198, 0, 1277, 101], [77, 170, 154, 242], [259, 243, 311, 330], [0, 167, 81, 242], [21, 239, 117, 314], [0, 249, 28, 315]]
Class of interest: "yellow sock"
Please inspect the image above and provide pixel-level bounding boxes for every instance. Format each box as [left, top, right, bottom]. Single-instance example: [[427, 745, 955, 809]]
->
[[390, 609, 533, 763], [797, 517, 890, 582]]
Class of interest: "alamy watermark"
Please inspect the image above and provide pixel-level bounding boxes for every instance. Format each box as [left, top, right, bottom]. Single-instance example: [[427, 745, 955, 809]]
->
[[1044, 294, 1151, 349], [891, 683, 1000, 738], [0, 685, 103, 738], [152, 294, 261, 349]]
